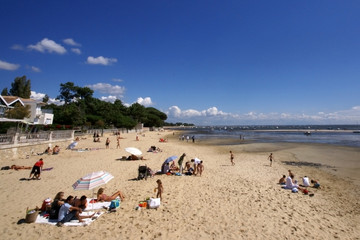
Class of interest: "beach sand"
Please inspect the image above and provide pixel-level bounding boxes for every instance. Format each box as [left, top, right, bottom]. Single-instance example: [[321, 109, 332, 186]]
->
[[0, 130, 359, 239]]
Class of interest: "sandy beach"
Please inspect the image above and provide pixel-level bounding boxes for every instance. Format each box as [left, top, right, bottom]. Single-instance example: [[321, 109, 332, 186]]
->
[[0, 130, 359, 240]]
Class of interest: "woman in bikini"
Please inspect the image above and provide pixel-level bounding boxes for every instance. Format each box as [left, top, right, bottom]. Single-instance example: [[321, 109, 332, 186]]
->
[[97, 188, 125, 202]]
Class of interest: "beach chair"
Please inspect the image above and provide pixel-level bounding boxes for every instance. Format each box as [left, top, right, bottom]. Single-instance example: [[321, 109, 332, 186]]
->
[[138, 165, 148, 180]]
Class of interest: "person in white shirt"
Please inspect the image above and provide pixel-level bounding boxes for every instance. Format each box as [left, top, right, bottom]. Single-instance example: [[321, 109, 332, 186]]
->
[[302, 176, 310, 187]]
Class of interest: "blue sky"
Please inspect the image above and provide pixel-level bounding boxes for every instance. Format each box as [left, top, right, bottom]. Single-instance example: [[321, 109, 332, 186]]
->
[[1, 0, 360, 125]]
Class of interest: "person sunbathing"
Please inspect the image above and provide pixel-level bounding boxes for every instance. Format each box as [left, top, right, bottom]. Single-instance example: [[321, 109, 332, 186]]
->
[[53, 145, 60, 155], [97, 188, 125, 202], [1, 165, 31, 170], [127, 154, 145, 160], [12, 165, 31, 170]]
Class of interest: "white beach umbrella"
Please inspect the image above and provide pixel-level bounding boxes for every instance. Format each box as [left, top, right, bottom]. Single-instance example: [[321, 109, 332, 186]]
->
[[125, 147, 142, 156]]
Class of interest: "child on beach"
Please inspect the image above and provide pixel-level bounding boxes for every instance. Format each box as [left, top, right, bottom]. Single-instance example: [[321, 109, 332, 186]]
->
[[230, 151, 235, 166], [197, 161, 204, 176], [268, 153, 274, 167], [116, 136, 120, 149], [279, 175, 286, 184], [105, 138, 110, 149], [155, 179, 163, 200]]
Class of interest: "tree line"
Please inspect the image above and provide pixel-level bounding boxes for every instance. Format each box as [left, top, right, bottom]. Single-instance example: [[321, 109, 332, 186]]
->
[[2, 76, 168, 129]]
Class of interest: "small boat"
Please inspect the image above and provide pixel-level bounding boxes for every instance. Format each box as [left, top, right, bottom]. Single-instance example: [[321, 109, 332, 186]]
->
[[304, 131, 311, 136], [353, 130, 360, 133]]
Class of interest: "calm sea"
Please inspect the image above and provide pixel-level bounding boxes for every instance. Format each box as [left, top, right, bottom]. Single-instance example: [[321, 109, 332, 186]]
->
[[179, 125, 360, 148]]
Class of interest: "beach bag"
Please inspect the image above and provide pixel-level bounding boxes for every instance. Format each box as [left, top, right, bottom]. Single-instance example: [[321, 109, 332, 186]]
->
[[25, 207, 39, 223], [147, 198, 161, 209], [41, 198, 52, 212], [109, 199, 120, 209]]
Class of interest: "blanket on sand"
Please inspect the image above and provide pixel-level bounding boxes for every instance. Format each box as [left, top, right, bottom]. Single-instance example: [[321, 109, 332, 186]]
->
[[35, 211, 104, 226]]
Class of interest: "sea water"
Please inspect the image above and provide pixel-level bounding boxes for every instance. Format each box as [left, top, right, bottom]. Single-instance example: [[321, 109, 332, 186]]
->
[[181, 125, 360, 148]]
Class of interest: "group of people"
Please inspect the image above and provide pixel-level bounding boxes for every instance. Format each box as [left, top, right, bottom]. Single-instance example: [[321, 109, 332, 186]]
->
[[38, 145, 60, 155], [279, 170, 321, 194], [179, 135, 196, 143], [160, 153, 205, 176], [47, 188, 125, 227]]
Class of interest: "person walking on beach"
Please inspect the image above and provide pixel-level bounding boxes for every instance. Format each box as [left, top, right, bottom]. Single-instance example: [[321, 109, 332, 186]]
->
[[268, 153, 274, 167], [105, 138, 110, 149], [230, 151, 235, 166]]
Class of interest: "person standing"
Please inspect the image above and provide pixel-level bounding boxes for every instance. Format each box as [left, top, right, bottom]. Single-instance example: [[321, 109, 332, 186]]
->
[[178, 153, 186, 173], [116, 136, 120, 149], [105, 138, 110, 149], [268, 153, 274, 167], [230, 151, 235, 166], [156, 179, 163, 200]]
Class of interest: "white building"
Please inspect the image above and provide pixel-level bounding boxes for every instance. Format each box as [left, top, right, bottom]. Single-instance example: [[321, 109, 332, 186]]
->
[[0, 96, 54, 125]]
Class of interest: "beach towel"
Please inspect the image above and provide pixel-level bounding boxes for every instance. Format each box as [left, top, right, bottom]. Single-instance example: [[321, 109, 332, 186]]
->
[[35, 211, 104, 226], [42, 167, 53, 171], [85, 199, 111, 211]]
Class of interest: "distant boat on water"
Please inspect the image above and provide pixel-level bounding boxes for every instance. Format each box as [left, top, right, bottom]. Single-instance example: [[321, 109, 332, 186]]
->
[[353, 130, 360, 133], [304, 131, 311, 136]]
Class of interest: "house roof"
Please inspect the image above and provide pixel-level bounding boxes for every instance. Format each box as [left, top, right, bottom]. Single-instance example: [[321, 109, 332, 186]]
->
[[0, 95, 45, 107], [0, 96, 25, 107]]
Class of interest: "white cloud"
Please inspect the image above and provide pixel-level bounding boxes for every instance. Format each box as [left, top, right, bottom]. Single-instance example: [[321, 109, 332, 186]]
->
[[11, 44, 24, 50], [30, 91, 63, 105], [86, 56, 117, 65], [63, 38, 81, 46], [86, 83, 125, 98], [71, 48, 81, 54], [112, 78, 123, 82], [100, 95, 118, 103], [166, 105, 360, 125], [28, 38, 67, 54], [0, 59, 20, 71], [136, 97, 153, 107], [30, 66, 41, 72]]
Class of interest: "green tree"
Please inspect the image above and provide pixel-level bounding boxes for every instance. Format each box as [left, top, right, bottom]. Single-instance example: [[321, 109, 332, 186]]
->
[[5, 102, 31, 119], [57, 82, 77, 104], [143, 107, 167, 127], [9, 76, 31, 98], [77, 87, 94, 100], [128, 103, 146, 123], [42, 94, 49, 103], [1, 87, 9, 96]]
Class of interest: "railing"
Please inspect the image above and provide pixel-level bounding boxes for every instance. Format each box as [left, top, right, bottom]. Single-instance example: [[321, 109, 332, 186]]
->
[[17, 132, 50, 143], [52, 130, 73, 139], [0, 134, 14, 144]]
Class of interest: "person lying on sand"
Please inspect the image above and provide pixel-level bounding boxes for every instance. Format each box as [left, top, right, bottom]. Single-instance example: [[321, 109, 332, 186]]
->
[[127, 154, 145, 160], [97, 188, 125, 201], [1, 165, 32, 170]]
